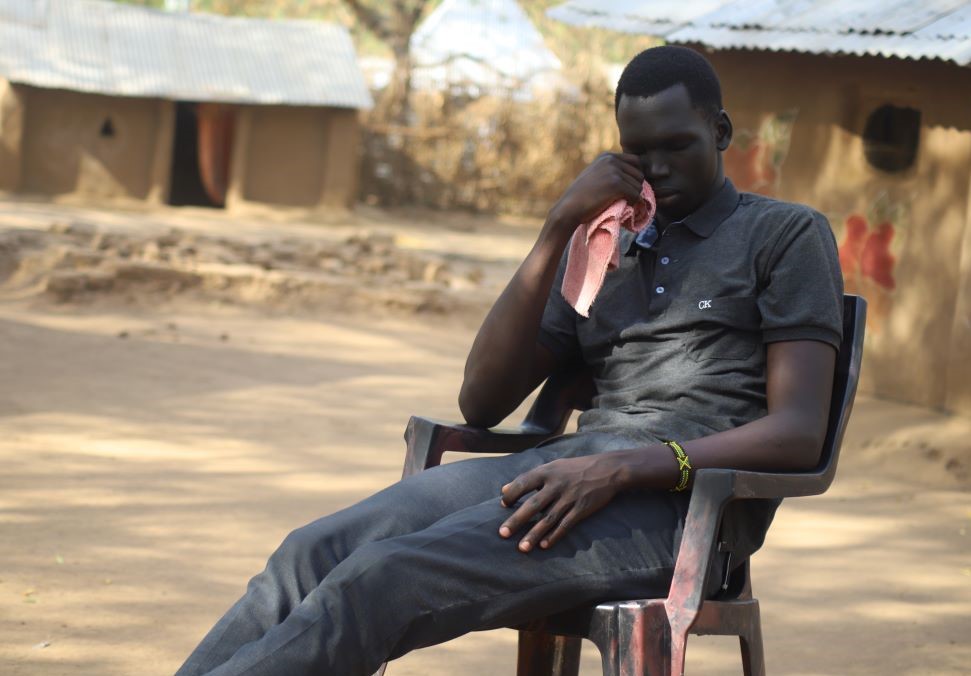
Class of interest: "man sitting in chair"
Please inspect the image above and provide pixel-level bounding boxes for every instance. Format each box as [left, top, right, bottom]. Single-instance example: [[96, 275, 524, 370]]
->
[[177, 46, 843, 676]]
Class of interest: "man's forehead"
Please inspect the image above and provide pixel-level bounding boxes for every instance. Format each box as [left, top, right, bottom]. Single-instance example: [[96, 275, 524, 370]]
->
[[617, 87, 708, 137], [618, 84, 702, 114]]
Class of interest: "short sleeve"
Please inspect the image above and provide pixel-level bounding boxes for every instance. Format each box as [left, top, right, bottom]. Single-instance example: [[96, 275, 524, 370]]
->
[[757, 208, 844, 349], [538, 250, 582, 360]]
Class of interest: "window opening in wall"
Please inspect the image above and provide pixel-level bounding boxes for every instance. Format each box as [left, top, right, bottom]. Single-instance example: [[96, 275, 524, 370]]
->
[[863, 104, 920, 173], [99, 117, 115, 138]]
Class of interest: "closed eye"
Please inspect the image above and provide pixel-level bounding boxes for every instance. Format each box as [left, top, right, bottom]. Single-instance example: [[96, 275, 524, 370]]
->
[[665, 139, 693, 151], [622, 138, 694, 155]]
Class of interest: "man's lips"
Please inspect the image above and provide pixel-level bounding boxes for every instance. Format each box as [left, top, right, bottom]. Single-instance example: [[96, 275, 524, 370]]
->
[[653, 188, 679, 200]]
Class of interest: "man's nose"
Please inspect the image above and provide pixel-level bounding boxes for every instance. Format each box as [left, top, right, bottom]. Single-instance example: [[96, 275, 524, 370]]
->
[[640, 153, 669, 178]]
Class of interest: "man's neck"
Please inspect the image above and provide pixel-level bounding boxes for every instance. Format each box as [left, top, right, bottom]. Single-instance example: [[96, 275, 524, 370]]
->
[[655, 174, 726, 230]]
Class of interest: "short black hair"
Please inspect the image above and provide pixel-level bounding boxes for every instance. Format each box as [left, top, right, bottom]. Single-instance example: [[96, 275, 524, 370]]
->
[[615, 45, 722, 117]]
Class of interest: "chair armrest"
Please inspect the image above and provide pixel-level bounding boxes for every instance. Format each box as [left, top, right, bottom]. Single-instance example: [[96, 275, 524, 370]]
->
[[727, 467, 833, 499], [402, 416, 559, 478], [663, 465, 833, 644]]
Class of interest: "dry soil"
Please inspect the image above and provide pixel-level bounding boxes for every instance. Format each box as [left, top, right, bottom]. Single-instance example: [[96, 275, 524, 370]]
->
[[1, 199, 969, 676]]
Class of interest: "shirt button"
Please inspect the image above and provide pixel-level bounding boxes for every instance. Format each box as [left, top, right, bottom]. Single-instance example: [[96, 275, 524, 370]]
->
[[655, 286, 665, 294], [660, 256, 670, 265]]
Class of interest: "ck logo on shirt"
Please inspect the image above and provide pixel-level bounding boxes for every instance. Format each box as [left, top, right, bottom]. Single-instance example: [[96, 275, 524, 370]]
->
[[698, 299, 712, 310]]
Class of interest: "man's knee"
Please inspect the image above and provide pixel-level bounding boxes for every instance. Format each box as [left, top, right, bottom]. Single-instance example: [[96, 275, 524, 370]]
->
[[263, 524, 334, 594]]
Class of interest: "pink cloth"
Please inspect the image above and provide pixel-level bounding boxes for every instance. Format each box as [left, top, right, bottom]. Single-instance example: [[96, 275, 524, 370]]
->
[[561, 181, 656, 317]]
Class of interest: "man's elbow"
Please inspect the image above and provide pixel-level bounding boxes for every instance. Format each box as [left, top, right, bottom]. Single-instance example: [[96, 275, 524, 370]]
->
[[458, 385, 502, 429], [784, 419, 827, 472]]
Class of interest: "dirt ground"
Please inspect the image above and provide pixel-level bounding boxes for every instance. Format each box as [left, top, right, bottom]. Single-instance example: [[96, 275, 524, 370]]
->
[[1, 198, 969, 676]]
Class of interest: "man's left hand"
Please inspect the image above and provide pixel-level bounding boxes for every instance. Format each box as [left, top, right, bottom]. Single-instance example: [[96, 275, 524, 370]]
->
[[498, 455, 627, 552]]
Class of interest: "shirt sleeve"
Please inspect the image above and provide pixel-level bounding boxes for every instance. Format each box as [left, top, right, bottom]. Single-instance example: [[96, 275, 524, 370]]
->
[[757, 207, 844, 349], [538, 249, 582, 361]]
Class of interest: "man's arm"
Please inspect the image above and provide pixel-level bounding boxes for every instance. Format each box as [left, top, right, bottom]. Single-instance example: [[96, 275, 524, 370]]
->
[[498, 339, 837, 552], [459, 153, 646, 427]]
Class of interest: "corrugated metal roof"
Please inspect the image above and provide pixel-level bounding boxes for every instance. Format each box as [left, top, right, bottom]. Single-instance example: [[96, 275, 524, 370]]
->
[[547, 0, 971, 66], [0, 0, 374, 108]]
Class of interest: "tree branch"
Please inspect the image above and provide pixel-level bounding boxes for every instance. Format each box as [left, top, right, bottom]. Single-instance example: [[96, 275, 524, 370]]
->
[[405, 0, 427, 30], [340, 0, 391, 42]]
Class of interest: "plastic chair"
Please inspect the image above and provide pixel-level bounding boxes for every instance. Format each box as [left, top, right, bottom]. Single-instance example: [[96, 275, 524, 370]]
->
[[394, 294, 866, 676]]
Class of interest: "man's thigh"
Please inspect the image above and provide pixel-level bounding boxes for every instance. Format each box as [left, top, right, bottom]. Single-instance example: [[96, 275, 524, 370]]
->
[[341, 485, 691, 661], [281, 432, 648, 576]]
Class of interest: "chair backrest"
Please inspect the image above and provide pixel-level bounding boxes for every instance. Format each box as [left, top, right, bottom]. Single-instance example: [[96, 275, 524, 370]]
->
[[523, 295, 867, 487], [812, 293, 867, 488]]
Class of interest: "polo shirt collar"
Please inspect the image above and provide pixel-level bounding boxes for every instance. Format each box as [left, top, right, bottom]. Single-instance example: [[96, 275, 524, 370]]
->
[[624, 178, 740, 255], [679, 177, 740, 238]]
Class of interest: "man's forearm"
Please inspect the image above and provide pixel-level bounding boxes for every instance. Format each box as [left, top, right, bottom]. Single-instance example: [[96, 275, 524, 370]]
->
[[459, 152, 653, 427], [617, 341, 836, 489], [613, 408, 830, 492], [458, 217, 573, 427]]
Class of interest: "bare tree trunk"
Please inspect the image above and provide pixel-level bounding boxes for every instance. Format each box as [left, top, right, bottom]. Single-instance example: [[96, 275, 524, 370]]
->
[[342, 0, 429, 204], [380, 36, 413, 125], [342, 0, 426, 124]]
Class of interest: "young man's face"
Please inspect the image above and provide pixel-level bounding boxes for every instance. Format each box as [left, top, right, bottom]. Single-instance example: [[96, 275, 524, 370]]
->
[[616, 84, 730, 224]]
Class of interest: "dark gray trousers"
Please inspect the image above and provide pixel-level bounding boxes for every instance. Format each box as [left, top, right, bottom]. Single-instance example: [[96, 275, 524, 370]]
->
[[175, 433, 705, 676]]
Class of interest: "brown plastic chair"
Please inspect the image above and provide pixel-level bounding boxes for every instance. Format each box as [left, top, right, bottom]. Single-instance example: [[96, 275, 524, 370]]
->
[[393, 294, 866, 676]]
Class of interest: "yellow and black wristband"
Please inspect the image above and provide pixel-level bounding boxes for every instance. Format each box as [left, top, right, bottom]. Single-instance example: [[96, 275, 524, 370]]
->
[[664, 440, 692, 492]]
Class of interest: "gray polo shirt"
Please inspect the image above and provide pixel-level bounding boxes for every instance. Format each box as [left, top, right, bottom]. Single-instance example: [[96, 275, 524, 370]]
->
[[540, 178, 843, 446], [539, 179, 844, 561]]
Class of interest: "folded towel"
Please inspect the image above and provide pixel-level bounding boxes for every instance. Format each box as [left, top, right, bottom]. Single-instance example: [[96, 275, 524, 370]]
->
[[561, 181, 656, 317]]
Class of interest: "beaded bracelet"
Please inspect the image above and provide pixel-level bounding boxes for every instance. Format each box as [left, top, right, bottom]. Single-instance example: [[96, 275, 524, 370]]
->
[[664, 440, 692, 492]]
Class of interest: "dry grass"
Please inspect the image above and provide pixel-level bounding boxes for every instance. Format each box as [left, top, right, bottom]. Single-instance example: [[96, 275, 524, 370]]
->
[[360, 67, 619, 216]]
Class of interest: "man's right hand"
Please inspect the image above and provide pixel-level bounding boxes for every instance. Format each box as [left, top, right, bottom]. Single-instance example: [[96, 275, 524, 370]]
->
[[545, 153, 645, 237]]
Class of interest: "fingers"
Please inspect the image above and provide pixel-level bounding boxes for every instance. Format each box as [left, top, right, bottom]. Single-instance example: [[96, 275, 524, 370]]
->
[[594, 151, 642, 183], [607, 153, 646, 202], [499, 486, 556, 546], [499, 469, 579, 552], [507, 498, 584, 552], [519, 501, 570, 552], [618, 173, 644, 199], [537, 508, 581, 550], [499, 471, 541, 508], [614, 153, 644, 180], [497, 456, 616, 553]]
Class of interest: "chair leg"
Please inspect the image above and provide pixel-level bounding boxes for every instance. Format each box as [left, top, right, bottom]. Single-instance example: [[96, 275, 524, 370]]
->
[[738, 604, 765, 676], [668, 630, 688, 676], [516, 630, 581, 676], [692, 599, 765, 676], [614, 604, 670, 676]]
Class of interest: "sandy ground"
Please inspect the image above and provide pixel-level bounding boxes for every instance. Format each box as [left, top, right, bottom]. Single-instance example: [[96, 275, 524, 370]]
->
[[1, 199, 969, 676]]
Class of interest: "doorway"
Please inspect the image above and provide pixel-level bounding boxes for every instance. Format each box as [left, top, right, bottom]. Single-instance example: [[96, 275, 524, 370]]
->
[[169, 101, 236, 207], [169, 102, 212, 207]]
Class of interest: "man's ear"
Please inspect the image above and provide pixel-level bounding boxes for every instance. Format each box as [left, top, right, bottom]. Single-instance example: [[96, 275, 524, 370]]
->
[[714, 110, 733, 151]]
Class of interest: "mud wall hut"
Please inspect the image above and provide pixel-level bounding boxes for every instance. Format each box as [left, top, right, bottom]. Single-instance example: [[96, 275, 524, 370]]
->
[[550, 0, 971, 417], [0, 0, 372, 212]]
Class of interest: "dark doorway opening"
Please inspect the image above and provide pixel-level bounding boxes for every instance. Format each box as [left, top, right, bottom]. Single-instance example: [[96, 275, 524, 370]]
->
[[169, 102, 220, 207]]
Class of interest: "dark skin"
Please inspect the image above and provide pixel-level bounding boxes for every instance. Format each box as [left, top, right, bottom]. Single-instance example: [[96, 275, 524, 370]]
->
[[459, 84, 836, 553]]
